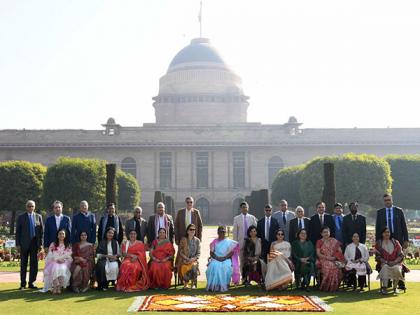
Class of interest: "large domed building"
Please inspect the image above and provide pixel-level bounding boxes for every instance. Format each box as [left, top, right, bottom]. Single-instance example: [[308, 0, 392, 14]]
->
[[153, 38, 248, 124], [1, 38, 420, 222]]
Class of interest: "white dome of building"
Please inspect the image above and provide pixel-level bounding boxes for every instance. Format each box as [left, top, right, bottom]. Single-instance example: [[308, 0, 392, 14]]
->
[[153, 38, 249, 124]]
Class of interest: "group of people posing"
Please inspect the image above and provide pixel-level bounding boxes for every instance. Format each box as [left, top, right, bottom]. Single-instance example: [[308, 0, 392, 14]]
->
[[15, 194, 409, 295]]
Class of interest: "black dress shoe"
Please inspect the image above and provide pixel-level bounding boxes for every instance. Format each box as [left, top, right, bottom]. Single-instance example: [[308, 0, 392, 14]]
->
[[28, 285, 38, 289]]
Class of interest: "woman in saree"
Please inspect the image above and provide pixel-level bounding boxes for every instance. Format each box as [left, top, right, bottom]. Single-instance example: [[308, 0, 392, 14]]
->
[[242, 225, 265, 286], [316, 226, 345, 292], [265, 229, 294, 291], [116, 229, 150, 292], [96, 227, 120, 291], [71, 231, 95, 293], [375, 227, 405, 295], [344, 232, 371, 291], [206, 226, 240, 292], [148, 228, 175, 289], [175, 224, 201, 289], [291, 229, 315, 291], [42, 229, 73, 294]]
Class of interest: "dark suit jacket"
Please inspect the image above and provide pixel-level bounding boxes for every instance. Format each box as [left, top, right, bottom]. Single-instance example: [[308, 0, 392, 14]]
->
[[257, 216, 279, 260], [174, 208, 203, 244], [342, 213, 366, 246], [98, 215, 124, 244], [309, 213, 335, 245], [147, 214, 175, 245], [16, 212, 43, 251], [44, 215, 72, 248], [375, 206, 408, 245], [125, 217, 148, 243], [289, 217, 311, 243]]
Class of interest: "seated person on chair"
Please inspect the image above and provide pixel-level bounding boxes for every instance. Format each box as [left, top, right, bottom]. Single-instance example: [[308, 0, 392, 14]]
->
[[375, 226, 405, 295], [291, 228, 315, 291], [316, 226, 345, 292], [175, 224, 201, 289], [344, 232, 371, 291], [242, 225, 265, 286]]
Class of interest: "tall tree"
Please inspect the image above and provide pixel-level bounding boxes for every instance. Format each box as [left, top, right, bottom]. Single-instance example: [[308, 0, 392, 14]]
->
[[106, 164, 117, 207], [0, 161, 47, 234]]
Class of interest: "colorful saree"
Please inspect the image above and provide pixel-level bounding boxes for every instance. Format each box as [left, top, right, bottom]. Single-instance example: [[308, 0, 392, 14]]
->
[[206, 238, 240, 292], [148, 239, 175, 289], [316, 238, 345, 292], [70, 242, 94, 292], [117, 241, 150, 292]]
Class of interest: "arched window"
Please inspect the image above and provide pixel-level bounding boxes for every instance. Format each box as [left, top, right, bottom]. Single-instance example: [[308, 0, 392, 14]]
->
[[232, 197, 244, 217], [121, 157, 137, 178], [268, 156, 284, 188], [196, 198, 210, 223]]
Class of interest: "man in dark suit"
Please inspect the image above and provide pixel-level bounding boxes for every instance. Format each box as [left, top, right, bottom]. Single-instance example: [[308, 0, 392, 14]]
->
[[174, 196, 203, 245], [98, 202, 124, 244], [257, 204, 279, 262], [289, 206, 311, 243], [44, 200, 71, 248], [375, 194, 408, 248], [342, 202, 366, 247], [125, 206, 148, 243], [309, 201, 335, 245], [147, 202, 175, 245], [71, 200, 96, 244], [15, 200, 44, 290]]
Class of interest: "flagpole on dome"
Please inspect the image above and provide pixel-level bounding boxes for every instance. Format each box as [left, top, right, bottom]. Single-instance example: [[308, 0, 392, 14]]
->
[[198, 0, 203, 38]]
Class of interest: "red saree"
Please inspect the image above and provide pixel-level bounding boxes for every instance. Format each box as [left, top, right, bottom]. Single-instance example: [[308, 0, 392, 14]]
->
[[148, 239, 175, 289], [116, 241, 149, 292], [316, 238, 345, 292]]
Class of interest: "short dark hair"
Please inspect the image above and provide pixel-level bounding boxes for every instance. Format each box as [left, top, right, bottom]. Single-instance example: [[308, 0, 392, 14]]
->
[[334, 203, 343, 208], [383, 194, 392, 198], [316, 201, 325, 208], [240, 202, 248, 208], [107, 202, 116, 209]]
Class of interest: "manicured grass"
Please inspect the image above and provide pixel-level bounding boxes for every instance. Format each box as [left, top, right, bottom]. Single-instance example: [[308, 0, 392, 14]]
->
[[0, 260, 45, 272], [0, 282, 418, 315]]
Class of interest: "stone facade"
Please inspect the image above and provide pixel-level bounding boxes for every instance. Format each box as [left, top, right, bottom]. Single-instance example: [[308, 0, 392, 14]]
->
[[1, 38, 420, 223]]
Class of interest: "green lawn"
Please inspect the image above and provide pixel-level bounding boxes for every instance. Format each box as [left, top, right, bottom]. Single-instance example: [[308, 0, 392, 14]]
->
[[0, 282, 419, 315], [0, 260, 45, 272]]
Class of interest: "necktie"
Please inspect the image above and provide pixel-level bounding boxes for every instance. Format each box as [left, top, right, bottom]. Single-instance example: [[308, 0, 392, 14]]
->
[[337, 216, 342, 230], [135, 219, 141, 238], [282, 213, 286, 225], [387, 208, 393, 233], [320, 214, 324, 226], [243, 214, 248, 236], [298, 219, 303, 230], [29, 214, 35, 239], [265, 218, 270, 241]]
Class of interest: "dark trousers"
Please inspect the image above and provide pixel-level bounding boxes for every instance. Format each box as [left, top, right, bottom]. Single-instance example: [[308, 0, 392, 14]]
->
[[20, 238, 38, 287]]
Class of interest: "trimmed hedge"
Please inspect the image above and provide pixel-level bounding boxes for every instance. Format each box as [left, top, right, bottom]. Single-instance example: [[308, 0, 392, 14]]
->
[[117, 169, 141, 211], [300, 153, 392, 208], [385, 155, 420, 209], [271, 165, 304, 207]]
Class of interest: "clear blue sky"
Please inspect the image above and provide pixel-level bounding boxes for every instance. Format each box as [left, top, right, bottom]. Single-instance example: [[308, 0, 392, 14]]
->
[[1, 0, 420, 129]]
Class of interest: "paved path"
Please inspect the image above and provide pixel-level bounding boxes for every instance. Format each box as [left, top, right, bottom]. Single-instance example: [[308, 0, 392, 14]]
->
[[2, 227, 420, 284]]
